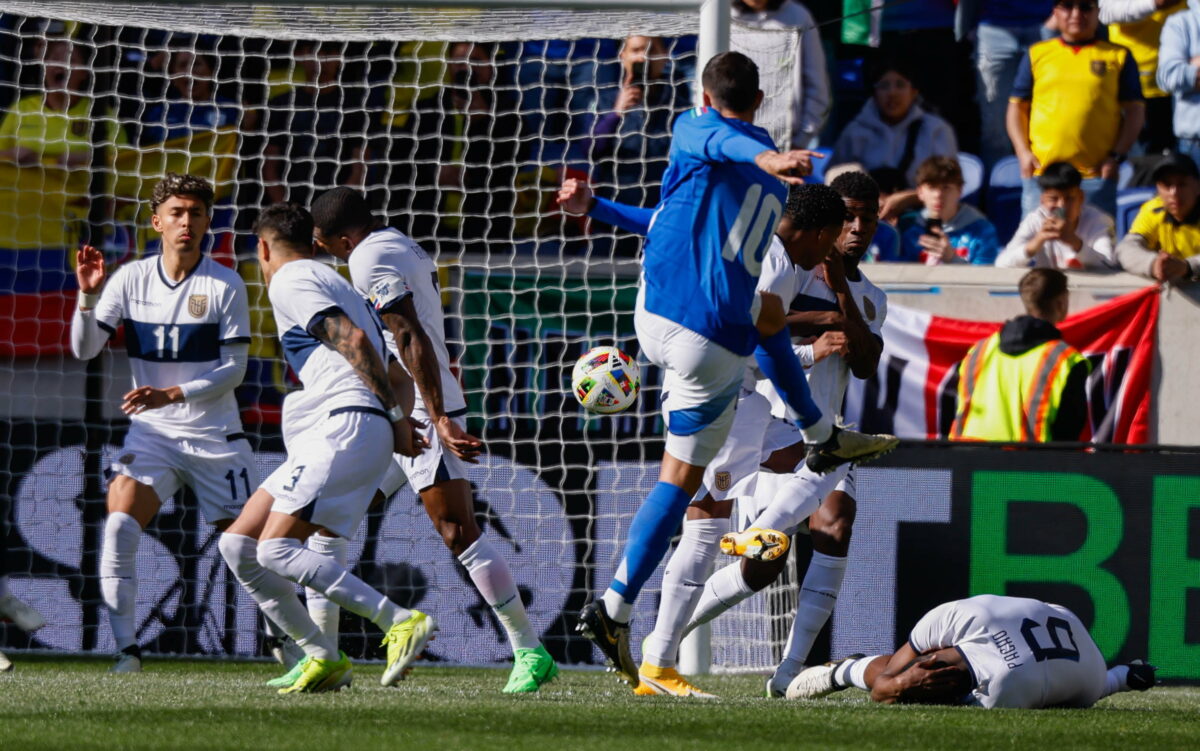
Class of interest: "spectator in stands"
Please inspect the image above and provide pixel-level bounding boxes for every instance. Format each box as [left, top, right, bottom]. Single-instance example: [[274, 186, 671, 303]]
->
[[830, 59, 958, 189], [0, 38, 123, 294], [1007, 0, 1145, 218], [517, 38, 619, 163], [404, 41, 521, 253], [731, 0, 829, 148], [967, 0, 1056, 167], [1157, 1, 1200, 166], [950, 268, 1090, 442], [1102, 1, 1188, 156], [0, 38, 113, 169], [892, 156, 1000, 264], [137, 49, 240, 145], [1116, 152, 1200, 280], [996, 161, 1119, 269], [262, 41, 380, 207], [583, 35, 687, 211]]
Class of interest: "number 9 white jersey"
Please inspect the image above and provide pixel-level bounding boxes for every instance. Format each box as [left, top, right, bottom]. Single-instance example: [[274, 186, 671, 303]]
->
[[91, 255, 250, 440], [908, 594, 1108, 709]]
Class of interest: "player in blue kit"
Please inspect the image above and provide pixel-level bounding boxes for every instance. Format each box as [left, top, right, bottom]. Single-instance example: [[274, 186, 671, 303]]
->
[[563, 52, 897, 686]]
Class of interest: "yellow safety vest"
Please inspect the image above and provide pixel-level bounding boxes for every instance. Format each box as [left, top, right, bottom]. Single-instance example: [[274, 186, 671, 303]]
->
[[950, 333, 1088, 442]]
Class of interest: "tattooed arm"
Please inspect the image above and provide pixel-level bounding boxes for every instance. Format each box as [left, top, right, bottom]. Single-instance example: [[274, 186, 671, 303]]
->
[[315, 310, 425, 456]]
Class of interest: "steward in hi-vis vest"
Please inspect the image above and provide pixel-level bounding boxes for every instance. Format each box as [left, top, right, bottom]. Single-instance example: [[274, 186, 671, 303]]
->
[[950, 268, 1090, 442]]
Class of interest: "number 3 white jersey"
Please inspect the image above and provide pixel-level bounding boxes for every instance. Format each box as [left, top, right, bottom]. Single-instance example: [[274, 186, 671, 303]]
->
[[90, 255, 250, 439], [347, 227, 467, 415], [269, 258, 391, 427], [908, 594, 1108, 709]]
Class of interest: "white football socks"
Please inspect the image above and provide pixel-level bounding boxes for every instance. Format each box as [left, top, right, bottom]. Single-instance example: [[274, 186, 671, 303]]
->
[[218, 533, 337, 661], [304, 534, 348, 645], [458, 536, 539, 651], [751, 471, 828, 537], [644, 516, 726, 668], [801, 416, 833, 445], [780, 552, 848, 667], [1103, 666, 1131, 697], [257, 537, 411, 631], [682, 561, 755, 637], [100, 511, 141, 651], [833, 654, 884, 690]]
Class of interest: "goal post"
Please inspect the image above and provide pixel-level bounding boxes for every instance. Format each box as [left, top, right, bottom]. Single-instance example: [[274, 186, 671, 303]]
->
[[0, 0, 808, 673]]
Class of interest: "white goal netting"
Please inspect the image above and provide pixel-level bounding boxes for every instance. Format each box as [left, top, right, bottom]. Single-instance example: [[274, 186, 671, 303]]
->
[[0, 1, 802, 672]]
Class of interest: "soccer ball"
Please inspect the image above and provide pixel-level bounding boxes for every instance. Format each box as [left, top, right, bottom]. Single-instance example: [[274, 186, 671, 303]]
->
[[571, 346, 641, 414]]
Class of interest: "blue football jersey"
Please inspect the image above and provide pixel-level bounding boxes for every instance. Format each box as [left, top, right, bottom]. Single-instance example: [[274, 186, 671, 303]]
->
[[641, 107, 785, 356]]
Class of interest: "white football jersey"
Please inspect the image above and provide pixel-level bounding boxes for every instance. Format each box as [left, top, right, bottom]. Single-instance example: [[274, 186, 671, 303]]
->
[[92, 254, 249, 439], [755, 240, 888, 419], [908, 595, 1108, 709], [269, 258, 392, 428], [347, 227, 466, 415]]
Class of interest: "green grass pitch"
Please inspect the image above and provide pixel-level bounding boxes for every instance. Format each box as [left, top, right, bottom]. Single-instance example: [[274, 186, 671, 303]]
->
[[2, 656, 1197, 751]]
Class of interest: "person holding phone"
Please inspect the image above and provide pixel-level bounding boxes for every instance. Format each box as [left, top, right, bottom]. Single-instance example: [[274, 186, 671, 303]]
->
[[996, 161, 1119, 269], [890, 156, 1001, 264]]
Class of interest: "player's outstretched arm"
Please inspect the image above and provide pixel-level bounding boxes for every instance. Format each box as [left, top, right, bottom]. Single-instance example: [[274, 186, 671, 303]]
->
[[119, 343, 251, 415], [556, 177, 654, 236], [317, 311, 427, 458], [70, 244, 115, 360], [753, 149, 819, 185], [382, 298, 482, 463]]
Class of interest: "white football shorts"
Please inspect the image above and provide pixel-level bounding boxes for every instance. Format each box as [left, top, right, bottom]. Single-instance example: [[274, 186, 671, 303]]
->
[[636, 303, 748, 467], [109, 423, 258, 524], [262, 407, 394, 539], [394, 404, 469, 492]]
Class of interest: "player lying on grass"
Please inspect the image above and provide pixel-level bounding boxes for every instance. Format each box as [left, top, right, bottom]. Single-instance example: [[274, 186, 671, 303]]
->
[[218, 203, 430, 694], [785, 594, 1156, 708], [558, 52, 896, 686], [71, 173, 258, 673], [679, 170, 891, 697], [309, 188, 557, 694], [559, 174, 894, 697]]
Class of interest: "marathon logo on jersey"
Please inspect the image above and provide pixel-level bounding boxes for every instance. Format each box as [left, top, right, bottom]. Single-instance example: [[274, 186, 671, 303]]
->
[[1090, 60, 1107, 77], [715, 471, 732, 491], [188, 294, 208, 318]]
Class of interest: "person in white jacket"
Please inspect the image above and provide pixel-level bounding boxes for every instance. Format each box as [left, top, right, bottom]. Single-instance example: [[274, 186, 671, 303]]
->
[[831, 58, 958, 188], [731, 0, 830, 148], [996, 161, 1119, 270]]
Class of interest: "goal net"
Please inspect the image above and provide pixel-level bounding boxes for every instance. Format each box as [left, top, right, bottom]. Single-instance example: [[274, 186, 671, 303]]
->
[[0, 1, 801, 672]]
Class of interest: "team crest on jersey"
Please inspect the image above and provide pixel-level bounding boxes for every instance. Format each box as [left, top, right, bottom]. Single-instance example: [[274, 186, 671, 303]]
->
[[1090, 60, 1107, 77], [715, 472, 732, 491], [188, 294, 208, 318], [862, 297, 876, 322]]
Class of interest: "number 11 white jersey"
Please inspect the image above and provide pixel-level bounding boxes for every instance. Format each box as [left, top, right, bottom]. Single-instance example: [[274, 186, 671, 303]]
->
[[91, 254, 250, 439], [908, 594, 1108, 709]]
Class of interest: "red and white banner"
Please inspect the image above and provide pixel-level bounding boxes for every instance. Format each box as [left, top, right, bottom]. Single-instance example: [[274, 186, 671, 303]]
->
[[844, 285, 1159, 444]]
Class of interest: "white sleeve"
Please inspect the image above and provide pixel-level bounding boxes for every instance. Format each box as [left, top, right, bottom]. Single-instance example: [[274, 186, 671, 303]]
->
[[907, 601, 961, 654], [269, 269, 341, 337], [996, 212, 1040, 268], [1098, 0, 1158, 25], [796, 343, 815, 368], [219, 275, 252, 345], [869, 289, 887, 337], [350, 245, 412, 316], [70, 266, 125, 360], [1076, 211, 1120, 270], [756, 244, 798, 303], [178, 343, 249, 401]]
